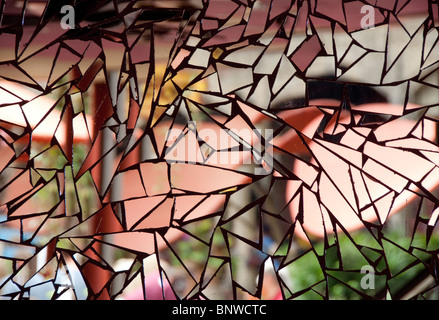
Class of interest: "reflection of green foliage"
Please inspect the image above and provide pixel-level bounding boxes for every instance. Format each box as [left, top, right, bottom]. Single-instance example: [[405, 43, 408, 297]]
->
[[33, 179, 60, 212], [72, 144, 88, 175], [285, 228, 437, 300], [33, 142, 94, 216], [75, 170, 99, 218], [283, 249, 325, 299], [164, 214, 437, 300], [34, 145, 67, 170], [173, 219, 214, 265]]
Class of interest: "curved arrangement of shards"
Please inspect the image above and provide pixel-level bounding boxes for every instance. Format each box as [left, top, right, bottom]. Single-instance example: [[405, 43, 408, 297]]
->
[[0, 0, 439, 300]]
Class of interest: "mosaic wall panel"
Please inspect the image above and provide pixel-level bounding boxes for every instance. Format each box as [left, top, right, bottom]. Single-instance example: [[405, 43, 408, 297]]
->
[[0, 0, 438, 300]]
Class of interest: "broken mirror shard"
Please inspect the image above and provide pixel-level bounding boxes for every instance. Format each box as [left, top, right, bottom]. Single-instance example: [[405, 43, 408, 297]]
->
[[0, 0, 438, 300]]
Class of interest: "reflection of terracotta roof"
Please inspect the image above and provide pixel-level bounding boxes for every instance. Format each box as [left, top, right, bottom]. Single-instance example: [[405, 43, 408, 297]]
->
[[286, 101, 439, 239], [2, 97, 437, 245], [0, 82, 92, 144], [147, 99, 439, 242]]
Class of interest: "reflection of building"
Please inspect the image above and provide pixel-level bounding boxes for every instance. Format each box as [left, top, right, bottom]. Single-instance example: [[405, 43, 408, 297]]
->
[[0, 0, 438, 300]]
